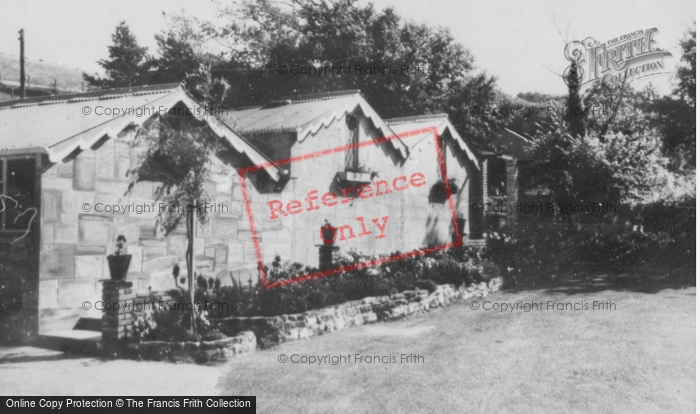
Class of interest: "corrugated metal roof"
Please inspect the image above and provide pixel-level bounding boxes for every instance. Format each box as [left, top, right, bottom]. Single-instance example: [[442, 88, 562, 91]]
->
[[0, 83, 281, 180], [0, 83, 183, 109], [221, 91, 408, 158], [386, 114, 479, 168], [493, 128, 534, 161], [0, 84, 179, 154]]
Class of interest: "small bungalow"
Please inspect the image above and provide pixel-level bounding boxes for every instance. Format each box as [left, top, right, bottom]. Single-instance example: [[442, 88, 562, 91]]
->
[[0, 84, 486, 341], [384, 114, 484, 246], [221, 92, 485, 268], [475, 128, 535, 229], [0, 83, 279, 337]]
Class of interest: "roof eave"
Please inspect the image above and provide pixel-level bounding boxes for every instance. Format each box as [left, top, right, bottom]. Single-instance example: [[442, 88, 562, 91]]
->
[[41, 85, 281, 181], [0, 148, 47, 157], [295, 97, 409, 159]]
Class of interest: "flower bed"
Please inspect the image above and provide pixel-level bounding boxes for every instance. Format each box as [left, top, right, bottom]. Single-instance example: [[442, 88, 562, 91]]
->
[[110, 246, 502, 362], [200, 245, 493, 320]]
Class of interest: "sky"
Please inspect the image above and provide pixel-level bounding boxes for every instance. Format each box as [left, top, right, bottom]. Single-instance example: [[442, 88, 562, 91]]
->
[[0, 0, 695, 96]]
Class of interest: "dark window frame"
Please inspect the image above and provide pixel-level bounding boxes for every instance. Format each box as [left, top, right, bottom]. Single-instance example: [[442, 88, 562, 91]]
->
[[345, 114, 360, 171], [0, 155, 37, 233]]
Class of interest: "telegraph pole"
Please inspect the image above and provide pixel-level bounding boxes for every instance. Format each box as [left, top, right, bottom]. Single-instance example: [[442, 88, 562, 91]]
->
[[19, 29, 25, 99]]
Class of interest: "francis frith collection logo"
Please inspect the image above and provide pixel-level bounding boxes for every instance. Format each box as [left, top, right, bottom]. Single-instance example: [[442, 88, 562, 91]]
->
[[564, 28, 673, 88]]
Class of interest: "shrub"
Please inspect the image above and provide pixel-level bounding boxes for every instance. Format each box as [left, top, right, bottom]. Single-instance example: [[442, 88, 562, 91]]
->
[[133, 286, 219, 342], [479, 260, 501, 282], [414, 279, 438, 293], [482, 230, 580, 288], [483, 209, 694, 288], [200, 245, 487, 319], [201, 331, 227, 341], [582, 231, 686, 272]]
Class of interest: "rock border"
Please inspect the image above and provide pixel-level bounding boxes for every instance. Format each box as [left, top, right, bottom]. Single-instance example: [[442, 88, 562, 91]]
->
[[213, 278, 502, 348], [111, 277, 502, 363], [122, 330, 256, 363]]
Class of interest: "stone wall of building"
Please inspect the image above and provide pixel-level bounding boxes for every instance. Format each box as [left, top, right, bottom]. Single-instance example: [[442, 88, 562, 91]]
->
[[242, 113, 477, 270], [37, 132, 258, 333], [36, 114, 480, 334]]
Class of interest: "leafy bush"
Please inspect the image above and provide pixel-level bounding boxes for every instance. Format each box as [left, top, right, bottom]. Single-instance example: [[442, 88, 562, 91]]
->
[[198, 245, 487, 318], [131, 285, 220, 342], [482, 230, 583, 288], [582, 230, 692, 272], [483, 210, 695, 289], [413, 279, 438, 293]]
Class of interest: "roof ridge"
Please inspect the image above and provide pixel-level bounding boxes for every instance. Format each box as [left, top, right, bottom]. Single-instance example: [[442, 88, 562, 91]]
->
[[385, 114, 449, 125], [291, 89, 361, 103], [231, 90, 361, 112], [0, 83, 182, 110]]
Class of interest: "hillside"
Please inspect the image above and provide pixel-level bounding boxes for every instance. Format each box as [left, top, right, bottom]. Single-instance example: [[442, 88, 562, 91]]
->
[[0, 52, 91, 93]]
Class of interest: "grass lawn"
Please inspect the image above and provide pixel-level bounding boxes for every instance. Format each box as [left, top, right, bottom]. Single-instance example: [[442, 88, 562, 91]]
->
[[219, 272, 695, 413]]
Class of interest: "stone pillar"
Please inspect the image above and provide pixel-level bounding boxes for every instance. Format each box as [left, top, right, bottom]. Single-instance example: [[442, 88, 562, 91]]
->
[[505, 159, 519, 228], [101, 280, 135, 342], [319, 245, 340, 270]]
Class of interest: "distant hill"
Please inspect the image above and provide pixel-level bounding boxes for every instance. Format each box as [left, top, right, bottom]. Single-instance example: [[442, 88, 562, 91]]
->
[[0, 52, 93, 94]]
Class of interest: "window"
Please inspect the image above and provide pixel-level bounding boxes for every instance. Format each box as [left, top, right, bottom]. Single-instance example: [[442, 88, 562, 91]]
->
[[487, 158, 507, 198], [1, 157, 36, 232], [345, 114, 359, 171]]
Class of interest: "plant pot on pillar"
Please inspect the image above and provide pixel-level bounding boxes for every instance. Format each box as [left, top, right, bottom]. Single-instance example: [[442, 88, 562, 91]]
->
[[319, 221, 339, 270], [107, 235, 132, 281]]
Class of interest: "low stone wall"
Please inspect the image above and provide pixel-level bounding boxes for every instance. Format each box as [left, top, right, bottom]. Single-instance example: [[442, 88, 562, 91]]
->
[[101, 277, 502, 362], [213, 277, 503, 348], [124, 330, 256, 363], [99, 285, 256, 363]]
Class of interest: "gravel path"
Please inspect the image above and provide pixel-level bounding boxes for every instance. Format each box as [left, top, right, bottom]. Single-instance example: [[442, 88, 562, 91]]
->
[[0, 346, 223, 396]]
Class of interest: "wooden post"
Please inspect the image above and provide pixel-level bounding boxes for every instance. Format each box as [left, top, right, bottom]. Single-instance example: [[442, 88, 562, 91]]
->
[[19, 29, 25, 99], [505, 158, 519, 228], [186, 204, 196, 333]]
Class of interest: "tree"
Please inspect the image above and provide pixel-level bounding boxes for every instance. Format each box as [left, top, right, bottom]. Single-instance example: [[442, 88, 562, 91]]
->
[[150, 13, 219, 84], [563, 62, 586, 138], [646, 26, 696, 169], [83, 22, 153, 88], [583, 80, 654, 137], [206, 0, 501, 148], [529, 115, 669, 213], [578, 25, 695, 170], [647, 95, 696, 169], [499, 92, 563, 142], [675, 26, 696, 107], [128, 66, 230, 334]]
